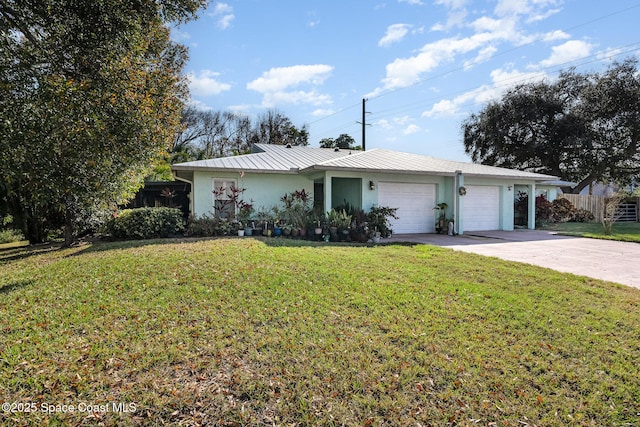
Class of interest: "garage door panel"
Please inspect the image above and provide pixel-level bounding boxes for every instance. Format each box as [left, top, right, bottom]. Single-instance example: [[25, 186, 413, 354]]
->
[[378, 182, 435, 234], [463, 186, 499, 231]]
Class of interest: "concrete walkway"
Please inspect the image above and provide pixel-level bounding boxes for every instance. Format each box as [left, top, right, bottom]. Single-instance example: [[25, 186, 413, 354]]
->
[[387, 230, 640, 290]]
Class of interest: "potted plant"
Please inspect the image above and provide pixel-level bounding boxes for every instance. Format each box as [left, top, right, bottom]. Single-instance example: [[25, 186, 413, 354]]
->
[[367, 205, 398, 239], [434, 202, 448, 234], [237, 201, 254, 237], [336, 209, 352, 241], [327, 209, 340, 241]]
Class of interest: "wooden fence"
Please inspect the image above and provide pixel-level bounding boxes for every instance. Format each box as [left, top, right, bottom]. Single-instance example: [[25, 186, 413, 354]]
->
[[557, 194, 639, 222]]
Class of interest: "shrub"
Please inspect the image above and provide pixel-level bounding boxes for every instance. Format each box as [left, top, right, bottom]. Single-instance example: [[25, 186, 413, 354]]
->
[[367, 206, 399, 238], [185, 214, 231, 237], [0, 228, 24, 244], [573, 208, 595, 222], [551, 198, 577, 222], [535, 195, 554, 226], [106, 208, 184, 239]]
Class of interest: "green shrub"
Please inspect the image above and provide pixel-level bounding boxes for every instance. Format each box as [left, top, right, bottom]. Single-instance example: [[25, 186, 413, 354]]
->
[[0, 228, 24, 244], [106, 208, 184, 239], [185, 214, 232, 237], [367, 206, 399, 238]]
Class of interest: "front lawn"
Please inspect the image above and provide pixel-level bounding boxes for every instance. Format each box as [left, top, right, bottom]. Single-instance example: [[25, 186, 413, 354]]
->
[[1, 238, 639, 426], [542, 222, 640, 243]]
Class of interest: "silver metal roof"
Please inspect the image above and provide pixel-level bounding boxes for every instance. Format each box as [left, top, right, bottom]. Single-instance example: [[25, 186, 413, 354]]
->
[[171, 144, 557, 181], [171, 144, 350, 173], [305, 149, 557, 180]]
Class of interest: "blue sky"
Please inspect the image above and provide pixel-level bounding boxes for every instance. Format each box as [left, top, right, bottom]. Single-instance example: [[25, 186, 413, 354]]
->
[[172, 0, 640, 161]]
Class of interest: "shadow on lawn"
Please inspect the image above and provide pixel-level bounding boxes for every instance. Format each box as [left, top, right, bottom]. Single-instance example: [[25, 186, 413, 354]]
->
[[66, 235, 417, 257], [0, 280, 34, 294], [0, 243, 63, 264]]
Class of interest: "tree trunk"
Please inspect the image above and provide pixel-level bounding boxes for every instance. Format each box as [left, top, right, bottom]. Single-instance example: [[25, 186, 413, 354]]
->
[[63, 195, 75, 247]]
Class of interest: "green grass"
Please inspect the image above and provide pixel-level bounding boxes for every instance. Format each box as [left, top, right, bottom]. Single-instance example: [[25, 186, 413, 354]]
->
[[542, 222, 640, 243], [1, 237, 639, 426]]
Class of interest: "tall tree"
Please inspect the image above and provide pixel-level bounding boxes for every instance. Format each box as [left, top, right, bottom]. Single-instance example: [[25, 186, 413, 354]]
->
[[252, 109, 309, 146], [0, 0, 205, 244], [170, 108, 309, 162], [319, 134, 360, 150], [462, 59, 640, 193]]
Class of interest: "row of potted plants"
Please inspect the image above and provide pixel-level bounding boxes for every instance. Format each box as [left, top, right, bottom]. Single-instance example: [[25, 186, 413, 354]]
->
[[210, 185, 398, 242]]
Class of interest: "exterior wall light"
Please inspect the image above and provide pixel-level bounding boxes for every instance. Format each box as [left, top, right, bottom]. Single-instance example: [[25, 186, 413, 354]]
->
[[369, 180, 375, 190]]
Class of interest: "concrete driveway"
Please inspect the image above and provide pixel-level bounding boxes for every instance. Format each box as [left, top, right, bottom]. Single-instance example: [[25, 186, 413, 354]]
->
[[388, 230, 640, 290]]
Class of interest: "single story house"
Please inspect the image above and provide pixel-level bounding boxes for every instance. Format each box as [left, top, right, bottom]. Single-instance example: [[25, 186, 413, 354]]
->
[[171, 143, 557, 235]]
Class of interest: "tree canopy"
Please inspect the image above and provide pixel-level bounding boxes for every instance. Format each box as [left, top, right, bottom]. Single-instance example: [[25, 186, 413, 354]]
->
[[170, 108, 309, 162], [319, 134, 360, 150], [462, 58, 640, 193], [0, 0, 205, 244]]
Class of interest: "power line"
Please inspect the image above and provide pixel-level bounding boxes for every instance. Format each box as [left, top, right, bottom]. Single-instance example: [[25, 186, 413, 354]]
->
[[309, 3, 640, 144], [367, 43, 640, 123], [367, 3, 640, 103]]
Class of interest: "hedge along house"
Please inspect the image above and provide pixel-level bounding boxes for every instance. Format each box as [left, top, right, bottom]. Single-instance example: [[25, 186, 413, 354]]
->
[[171, 143, 557, 235]]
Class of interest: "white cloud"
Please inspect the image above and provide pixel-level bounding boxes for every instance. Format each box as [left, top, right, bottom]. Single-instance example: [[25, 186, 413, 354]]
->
[[379, 24, 412, 47], [210, 2, 234, 29], [373, 32, 500, 92], [541, 30, 570, 42], [394, 116, 412, 125], [432, 0, 468, 31], [188, 99, 213, 111], [229, 104, 252, 113], [375, 119, 393, 130], [490, 67, 547, 88], [312, 108, 336, 117], [495, 0, 530, 17], [247, 64, 334, 107], [307, 10, 320, 28], [262, 90, 332, 108], [398, 0, 424, 5], [403, 124, 421, 135], [247, 65, 333, 92], [188, 70, 232, 96], [170, 28, 191, 43], [539, 40, 594, 68], [464, 45, 498, 69], [420, 65, 549, 118]]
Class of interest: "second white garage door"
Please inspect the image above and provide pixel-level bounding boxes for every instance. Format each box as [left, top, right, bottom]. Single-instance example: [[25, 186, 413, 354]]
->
[[378, 182, 436, 234], [463, 185, 500, 231]]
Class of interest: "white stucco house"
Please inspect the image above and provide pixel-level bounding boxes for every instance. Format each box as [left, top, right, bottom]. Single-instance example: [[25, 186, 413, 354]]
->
[[171, 144, 557, 235]]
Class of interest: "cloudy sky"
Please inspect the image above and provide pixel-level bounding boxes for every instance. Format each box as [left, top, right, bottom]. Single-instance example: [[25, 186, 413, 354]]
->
[[173, 0, 640, 161]]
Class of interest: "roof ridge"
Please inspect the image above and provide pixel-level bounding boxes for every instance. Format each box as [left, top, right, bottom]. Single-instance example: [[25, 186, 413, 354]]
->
[[315, 148, 372, 165]]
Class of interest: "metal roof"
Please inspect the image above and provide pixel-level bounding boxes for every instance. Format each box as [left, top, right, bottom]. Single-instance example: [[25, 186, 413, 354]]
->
[[305, 149, 557, 180], [171, 144, 557, 181], [171, 143, 350, 173]]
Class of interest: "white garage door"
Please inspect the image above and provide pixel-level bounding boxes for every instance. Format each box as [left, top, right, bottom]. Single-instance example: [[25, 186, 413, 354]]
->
[[463, 185, 500, 231], [378, 182, 436, 234]]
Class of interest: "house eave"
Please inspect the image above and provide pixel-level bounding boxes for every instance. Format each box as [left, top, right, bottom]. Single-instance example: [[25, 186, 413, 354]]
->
[[301, 165, 557, 181], [170, 166, 300, 175]]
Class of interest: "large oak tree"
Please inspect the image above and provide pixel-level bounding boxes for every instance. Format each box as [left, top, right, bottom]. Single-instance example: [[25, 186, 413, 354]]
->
[[0, 0, 205, 244], [462, 58, 640, 193]]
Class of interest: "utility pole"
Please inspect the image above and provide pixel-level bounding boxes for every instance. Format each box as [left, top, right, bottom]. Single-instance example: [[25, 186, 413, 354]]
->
[[356, 98, 371, 151]]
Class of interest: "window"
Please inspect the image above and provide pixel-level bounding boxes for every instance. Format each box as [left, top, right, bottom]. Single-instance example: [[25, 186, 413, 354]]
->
[[213, 179, 237, 219]]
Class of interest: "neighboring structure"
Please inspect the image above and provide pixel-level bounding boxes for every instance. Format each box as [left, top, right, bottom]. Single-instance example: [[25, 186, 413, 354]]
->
[[126, 181, 191, 218], [171, 144, 556, 235]]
